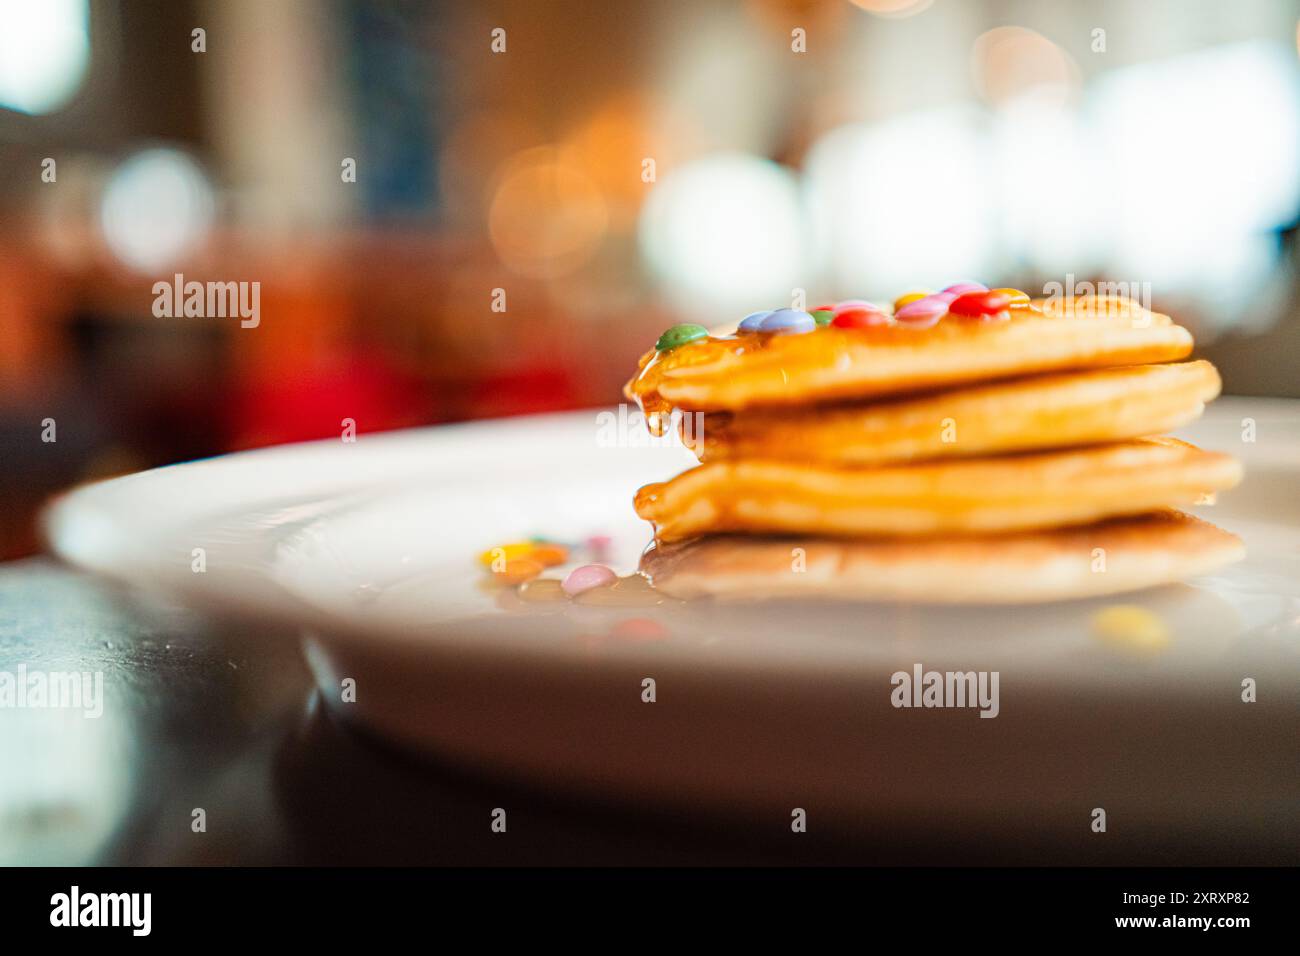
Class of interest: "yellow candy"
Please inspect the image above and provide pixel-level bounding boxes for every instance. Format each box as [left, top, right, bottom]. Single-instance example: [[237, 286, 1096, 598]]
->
[[1091, 605, 1170, 654], [990, 288, 1031, 306], [477, 542, 538, 568], [893, 291, 931, 312]]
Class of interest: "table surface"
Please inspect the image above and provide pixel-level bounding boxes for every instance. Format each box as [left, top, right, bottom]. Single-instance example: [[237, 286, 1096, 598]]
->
[[1, 558, 1293, 866], [0, 559, 898, 865]]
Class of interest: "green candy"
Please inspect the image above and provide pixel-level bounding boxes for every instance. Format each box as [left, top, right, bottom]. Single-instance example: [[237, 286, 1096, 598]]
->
[[810, 309, 834, 326], [655, 323, 708, 351]]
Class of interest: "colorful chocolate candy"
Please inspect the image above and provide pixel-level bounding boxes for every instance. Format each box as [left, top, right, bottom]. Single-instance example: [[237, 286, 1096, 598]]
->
[[948, 290, 1012, 319], [892, 290, 931, 311], [831, 307, 891, 329], [893, 294, 950, 327], [656, 323, 709, 351], [479, 539, 570, 587], [561, 563, 619, 596], [740, 308, 819, 333], [757, 308, 818, 334], [478, 541, 567, 567], [690, 285, 1031, 352], [478, 536, 671, 606]]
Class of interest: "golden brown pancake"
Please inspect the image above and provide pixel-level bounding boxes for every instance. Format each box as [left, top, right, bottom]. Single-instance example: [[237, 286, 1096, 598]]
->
[[640, 510, 1244, 603], [626, 296, 1191, 416], [691, 361, 1221, 466], [635, 437, 1242, 543]]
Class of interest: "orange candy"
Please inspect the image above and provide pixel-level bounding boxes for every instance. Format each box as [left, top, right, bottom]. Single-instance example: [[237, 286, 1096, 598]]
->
[[478, 542, 536, 567], [479, 540, 569, 569]]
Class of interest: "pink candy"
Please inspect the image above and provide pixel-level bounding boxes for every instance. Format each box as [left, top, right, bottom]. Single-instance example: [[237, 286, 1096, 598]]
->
[[894, 294, 950, 326], [889, 282, 991, 327], [562, 564, 618, 596]]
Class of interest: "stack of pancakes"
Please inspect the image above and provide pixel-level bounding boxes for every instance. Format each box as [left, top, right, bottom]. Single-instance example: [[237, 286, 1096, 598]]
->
[[625, 295, 1243, 603]]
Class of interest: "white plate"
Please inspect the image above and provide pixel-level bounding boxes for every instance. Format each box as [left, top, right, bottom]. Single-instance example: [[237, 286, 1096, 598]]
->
[[45, 400, 1300, 855]]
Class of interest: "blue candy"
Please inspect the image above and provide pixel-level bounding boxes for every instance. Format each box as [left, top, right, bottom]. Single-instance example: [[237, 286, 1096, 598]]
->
[[738, 310, 772, 332], [758, 308, 817, 333]]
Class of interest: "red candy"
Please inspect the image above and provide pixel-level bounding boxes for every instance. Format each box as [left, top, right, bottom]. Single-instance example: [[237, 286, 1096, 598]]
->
[[947, 290, 1012, 319], [831, 307, 891, 329]]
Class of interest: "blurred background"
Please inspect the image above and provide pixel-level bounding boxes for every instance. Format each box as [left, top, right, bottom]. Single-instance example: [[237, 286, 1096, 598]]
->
[[2, 0, 1299, 558]]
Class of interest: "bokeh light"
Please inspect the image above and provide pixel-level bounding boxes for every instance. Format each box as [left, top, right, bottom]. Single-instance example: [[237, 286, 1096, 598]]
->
[[488, 146, 609, 280], [638, 153, 806, 315], [972, 26, 1080, 110], [1086, 41, 1300, 321], [804, 110, 994, 295], [991, 96, 1097, 276], [0, 0, 89, 115], [99, 148, 216, 273], [561, 95, 660, 231]]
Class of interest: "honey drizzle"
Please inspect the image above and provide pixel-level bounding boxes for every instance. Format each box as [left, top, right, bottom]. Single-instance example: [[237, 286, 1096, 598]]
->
[[514, 572, 665, 607], [631, 334, 754, 435]]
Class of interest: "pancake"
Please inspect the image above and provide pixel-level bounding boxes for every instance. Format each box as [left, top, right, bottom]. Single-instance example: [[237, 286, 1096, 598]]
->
[[639, 510, 1244, 604], [691, 361, 1221, 466], [634, 437, 1242, 543], [626, 296, 1192, 416]]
